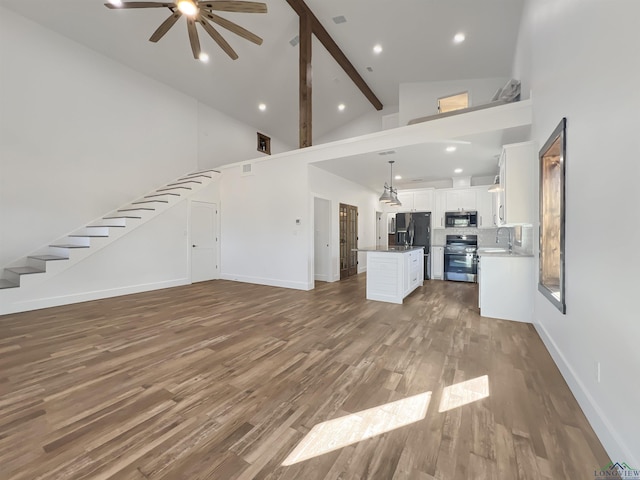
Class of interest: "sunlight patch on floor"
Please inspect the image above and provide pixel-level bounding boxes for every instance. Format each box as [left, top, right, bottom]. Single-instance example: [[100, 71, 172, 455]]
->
[[438, 375, 490, 413], [282, 391, 432, 466]]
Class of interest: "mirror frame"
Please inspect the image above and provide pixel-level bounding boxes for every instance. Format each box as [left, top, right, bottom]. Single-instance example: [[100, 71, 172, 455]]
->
[[538, 118, 567, 314]]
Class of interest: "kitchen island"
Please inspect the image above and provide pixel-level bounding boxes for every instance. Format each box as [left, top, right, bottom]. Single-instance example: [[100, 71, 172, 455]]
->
[[355, 246, 424, 304]]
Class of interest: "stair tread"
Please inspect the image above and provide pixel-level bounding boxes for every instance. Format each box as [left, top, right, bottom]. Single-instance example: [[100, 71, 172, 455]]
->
[[6, 266, 45, 275], [167, 180, 202, 186], [28, 255, 68, 261], [157, 186, 192, 191], [132, 200, 169, 204], [68, 234, 108, 238], [50, 244, 91, 248], [188, 169, 219, 175], [177, 174, 212, 181], [86, 225, 125, 228], [103, 215, 142, 219], [145, 193, 180, 198], [117, 208, 155, 212], [0, 279, 19, 289]]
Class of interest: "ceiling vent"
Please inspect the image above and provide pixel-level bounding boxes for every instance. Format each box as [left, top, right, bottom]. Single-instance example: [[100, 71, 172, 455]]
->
[[378, 150, 396, 156], [366, 66, 373, 72], [289, 35, 299, 47], [332, 15, 347, 24], [241, 163, 253, 176], [452, 176, 471, 188]]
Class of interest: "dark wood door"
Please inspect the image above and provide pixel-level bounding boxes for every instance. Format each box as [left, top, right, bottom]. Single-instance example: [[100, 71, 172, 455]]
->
[[339, 203, 358, 279]]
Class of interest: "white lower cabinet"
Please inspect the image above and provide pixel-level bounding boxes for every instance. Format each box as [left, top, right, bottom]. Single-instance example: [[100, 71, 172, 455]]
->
[[431, 246, 444, 280], [478, 255, 534, 322], [365, 248, 424, 304]]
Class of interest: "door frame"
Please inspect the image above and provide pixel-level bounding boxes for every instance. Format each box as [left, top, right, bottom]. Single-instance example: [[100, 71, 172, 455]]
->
[[313, 196, 332, 283], [189, 200, 220, 282]]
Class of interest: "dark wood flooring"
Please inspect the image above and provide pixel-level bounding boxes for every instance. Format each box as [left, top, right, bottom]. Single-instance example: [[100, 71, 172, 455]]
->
[[0, 276, 610, 479]]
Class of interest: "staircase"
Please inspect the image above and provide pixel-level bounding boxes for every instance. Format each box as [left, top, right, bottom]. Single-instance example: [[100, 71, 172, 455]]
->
[[0, 169, 219, 291]]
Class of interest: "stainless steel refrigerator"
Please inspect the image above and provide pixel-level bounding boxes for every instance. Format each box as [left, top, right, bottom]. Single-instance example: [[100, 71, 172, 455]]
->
[[396, 212, 431, 279]]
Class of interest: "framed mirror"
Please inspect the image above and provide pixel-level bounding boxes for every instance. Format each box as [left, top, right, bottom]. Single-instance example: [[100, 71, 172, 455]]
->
[[538, 118, 566, 313]]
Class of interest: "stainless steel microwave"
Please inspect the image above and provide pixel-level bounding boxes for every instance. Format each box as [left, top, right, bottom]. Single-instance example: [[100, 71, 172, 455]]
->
[[445, 211, 478, 228]]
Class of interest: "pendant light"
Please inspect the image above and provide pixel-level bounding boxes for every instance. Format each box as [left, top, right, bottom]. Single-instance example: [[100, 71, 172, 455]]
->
[[379, 160, 402, 206], [488, 174, 501, 192]]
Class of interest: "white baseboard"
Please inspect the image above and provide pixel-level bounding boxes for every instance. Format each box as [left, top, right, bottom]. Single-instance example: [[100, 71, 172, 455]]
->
[[0, 278, 190, 315], [314, 273, 330, 282], [534, 322, 637, 466], [220, 273, 312, 291]]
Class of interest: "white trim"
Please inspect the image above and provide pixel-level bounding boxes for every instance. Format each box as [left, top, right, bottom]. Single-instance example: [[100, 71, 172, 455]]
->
[[221, 273, 312, 291], [0, 278, 190, 315], [534, 322, 638, 466]]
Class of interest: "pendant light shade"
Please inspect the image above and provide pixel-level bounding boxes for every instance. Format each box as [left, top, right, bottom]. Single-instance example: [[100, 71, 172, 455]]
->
[[488, 174, 501, 192], [380, 160, 401, 206]]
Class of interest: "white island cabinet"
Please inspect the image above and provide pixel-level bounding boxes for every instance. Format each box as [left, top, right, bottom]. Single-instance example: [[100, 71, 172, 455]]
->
[[356, 247, 424, 304]]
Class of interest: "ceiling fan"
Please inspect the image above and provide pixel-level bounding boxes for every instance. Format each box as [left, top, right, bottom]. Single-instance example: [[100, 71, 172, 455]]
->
[[105, 1, 267, 61]]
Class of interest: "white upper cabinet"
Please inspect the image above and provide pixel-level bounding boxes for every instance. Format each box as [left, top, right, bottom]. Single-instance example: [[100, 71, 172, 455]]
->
[[445, 188, 477, 211], [391, 189, 434, 213], [476, 187, 496, 228], [412, 190, 434, 211], [496, 141, 536, 225]]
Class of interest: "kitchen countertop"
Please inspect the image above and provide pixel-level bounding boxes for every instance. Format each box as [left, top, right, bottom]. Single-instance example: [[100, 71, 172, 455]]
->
[[353, 246, 425, 253], [477, 248, 534, 258]]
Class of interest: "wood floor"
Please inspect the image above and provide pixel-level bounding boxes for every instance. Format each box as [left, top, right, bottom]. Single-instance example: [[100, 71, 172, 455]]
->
[[0, 276, 609, 479]]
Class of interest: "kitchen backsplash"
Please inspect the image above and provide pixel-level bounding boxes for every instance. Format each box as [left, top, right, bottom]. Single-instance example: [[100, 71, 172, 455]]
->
[[432, 225, 534, 253]]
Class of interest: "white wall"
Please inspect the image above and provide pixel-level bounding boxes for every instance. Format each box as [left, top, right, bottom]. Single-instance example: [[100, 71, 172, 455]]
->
[[398, 77, 510, 126], [315, 106, 399, 145], [514, 0, 640, 464], [219, 158, 311, 290], [309, 166, 379, 281], [197, 103, 293, 169], [0, 7, 198, 270]]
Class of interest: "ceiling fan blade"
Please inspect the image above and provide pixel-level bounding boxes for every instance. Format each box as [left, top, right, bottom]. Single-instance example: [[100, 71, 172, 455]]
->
[[198, 1, 267, 13], [201, 11, 262, 45], [105, 2, 173, 9], [186, 18, 201, 59], [197, 17, 238, 60], [149, 11, 182, 42]]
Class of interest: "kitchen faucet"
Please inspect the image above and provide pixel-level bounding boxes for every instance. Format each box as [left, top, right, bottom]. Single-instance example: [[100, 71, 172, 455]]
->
[[496, 227, 513, 252]]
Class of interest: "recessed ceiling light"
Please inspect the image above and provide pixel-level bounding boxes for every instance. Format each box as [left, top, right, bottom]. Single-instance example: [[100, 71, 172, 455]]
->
[[446, 146, 457, 152], [395, 175, 402, 180], [177, 0, 198, 16], [373, 44, 383, 54], [258, 103, 266, 112], [338, 103, 346, 111], [108, 0, 123, 5], [453, 33, 465, 44], [454, 168, 463, 173], [198, 52, 209, 63]]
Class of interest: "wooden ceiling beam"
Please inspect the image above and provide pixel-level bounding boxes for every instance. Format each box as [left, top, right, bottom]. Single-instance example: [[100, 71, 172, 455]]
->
[[299, 12, 312, 148], [285, 0, 383, 111]]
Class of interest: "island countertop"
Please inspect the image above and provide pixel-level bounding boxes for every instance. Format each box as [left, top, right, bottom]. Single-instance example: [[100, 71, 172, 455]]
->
[[353, 246, 425, 253]]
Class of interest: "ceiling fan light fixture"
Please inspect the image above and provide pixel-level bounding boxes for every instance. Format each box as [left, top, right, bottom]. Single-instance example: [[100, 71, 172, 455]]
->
[[177, 0, 198, 17], [108, 0, 123, 6], [198, 52, 209, 63]]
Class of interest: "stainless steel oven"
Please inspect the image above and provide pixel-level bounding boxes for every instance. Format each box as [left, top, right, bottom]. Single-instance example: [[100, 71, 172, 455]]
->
[[444, 235, 478, 282]]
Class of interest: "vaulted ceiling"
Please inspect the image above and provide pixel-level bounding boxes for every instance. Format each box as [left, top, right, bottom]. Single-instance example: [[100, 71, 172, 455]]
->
[[0, 0, 525, 151]]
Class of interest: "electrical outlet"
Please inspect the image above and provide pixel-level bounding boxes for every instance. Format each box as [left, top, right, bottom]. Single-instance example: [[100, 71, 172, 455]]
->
[[596, 362, 601, 383]]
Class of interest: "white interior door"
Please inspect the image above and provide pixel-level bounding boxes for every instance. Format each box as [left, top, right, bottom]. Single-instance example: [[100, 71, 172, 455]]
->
[[314, 197, 331, 282], [190, 201, 218, 283]]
